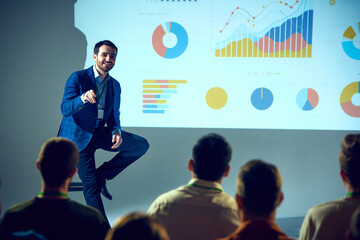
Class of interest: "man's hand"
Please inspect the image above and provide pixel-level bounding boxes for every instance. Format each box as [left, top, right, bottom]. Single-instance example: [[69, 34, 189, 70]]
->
[[111, 132, 122, 149], [84, 90, 97, 104]]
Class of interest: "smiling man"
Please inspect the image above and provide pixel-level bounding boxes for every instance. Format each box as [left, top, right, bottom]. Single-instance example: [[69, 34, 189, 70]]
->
[[58, 40, 149, 223]]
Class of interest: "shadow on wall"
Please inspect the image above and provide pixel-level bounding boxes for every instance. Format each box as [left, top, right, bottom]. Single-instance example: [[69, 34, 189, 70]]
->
[[0, 0, 86, 214]]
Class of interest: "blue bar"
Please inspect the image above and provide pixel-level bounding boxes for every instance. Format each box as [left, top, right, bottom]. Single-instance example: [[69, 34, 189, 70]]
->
[[143, 110, 165, 114], [308, 10, 313, 44], [143, 105, 169, 109]]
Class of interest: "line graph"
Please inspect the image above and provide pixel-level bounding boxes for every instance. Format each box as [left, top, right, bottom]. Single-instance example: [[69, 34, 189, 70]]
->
[[215, 0, 313, 58], [220, 0, 301, 33]]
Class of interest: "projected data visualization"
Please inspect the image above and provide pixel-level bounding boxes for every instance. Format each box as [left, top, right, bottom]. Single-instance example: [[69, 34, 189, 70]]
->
[[296, 88, 319, 111], [152, 22, 188, 59], [251, 88, 274, 110], [75, 0, 360, 130], [215, 2, 313, 58], [340, 82, 360, 118], [342, 22, 360, 60], [142, 79, 187, 114]]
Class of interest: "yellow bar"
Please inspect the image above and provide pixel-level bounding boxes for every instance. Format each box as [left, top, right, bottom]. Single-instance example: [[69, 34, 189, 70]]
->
[[253, 43, 258, 57], [143, 85, 177, 89], [232, 41, 236, 57], [237, 40, 241, 57], [243, 38, 247, 57], [226, 43, 231, 57], [143, 90, 163, 93], [215, 49, 220, 57], [302, 45, 307, 58], [307, 45, 312, 58], [248, 39, 252, 57], [285, 49, 290, 58], [143, 80, 187, 84], [221, 47, 225, 57]]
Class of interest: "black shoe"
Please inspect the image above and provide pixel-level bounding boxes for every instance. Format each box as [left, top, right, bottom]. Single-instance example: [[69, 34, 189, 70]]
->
[[68, 182, 83, 192], [101, 180, 113, 200]]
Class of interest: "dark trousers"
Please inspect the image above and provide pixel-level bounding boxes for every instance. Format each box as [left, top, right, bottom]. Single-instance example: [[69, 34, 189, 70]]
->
[[77, 128, 149, 219]]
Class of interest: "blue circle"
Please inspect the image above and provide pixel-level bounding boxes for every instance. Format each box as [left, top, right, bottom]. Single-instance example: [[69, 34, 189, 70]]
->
[[251, 88, 273, 110]]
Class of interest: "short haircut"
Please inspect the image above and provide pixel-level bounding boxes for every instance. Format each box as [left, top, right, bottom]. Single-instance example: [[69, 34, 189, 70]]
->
[[105, 212, 169, 240], [94, 40, 118, 56], [192, 133, 232, 181], [237, 159, 282, 216], [349, 206, 360, 240], [37, 137, 79, 187], [338, 134, 360, 188]]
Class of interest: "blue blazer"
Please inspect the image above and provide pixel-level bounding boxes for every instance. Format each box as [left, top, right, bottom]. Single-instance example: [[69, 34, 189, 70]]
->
[[58, 66, 121, 152]]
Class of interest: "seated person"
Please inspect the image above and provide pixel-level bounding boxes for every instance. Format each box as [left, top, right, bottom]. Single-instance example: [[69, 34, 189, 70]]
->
[[147, 133, 240, 240], [0, 137, 109, 240], [218, 159, 294, 240], [300, 134, 360, 240], [105, 212, 169, 240]]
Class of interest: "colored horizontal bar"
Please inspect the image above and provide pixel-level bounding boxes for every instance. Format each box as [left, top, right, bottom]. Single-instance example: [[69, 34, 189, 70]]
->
[[143, 100, 167, 103], [143, 90, 177, 94], [143, 79, 187, 84], [143, 110, 165, 114], [143, 104, 169, 109], [143, 85, 177, 89], [143, 95, 170, 98]]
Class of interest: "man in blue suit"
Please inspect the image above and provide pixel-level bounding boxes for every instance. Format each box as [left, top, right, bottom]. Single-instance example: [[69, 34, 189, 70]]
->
[[58, 40, 149, 221]]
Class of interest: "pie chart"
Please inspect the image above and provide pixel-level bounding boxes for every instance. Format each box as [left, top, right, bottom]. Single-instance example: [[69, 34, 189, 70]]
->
[[296, 88, 319, 111], [342, 23, 360, 60], [152, 22, 188, 59], [251, 87, 273, 110], [340, 81, 360, 117]]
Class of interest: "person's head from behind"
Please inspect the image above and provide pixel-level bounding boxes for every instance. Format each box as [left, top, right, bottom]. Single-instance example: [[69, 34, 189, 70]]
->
[[105, 212, 169, 240], [36, 137, 79, 187], [189, 133, 232, 182], [347, 206, 360, 240], [236, 159, 283, 220], [339, 134, 360, 190]]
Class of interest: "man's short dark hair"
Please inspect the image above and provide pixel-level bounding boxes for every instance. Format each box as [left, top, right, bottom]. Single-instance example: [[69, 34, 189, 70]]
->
[[192, 133, 232, 181], [37, 138, 79, 187], [339, 134, 360, 188], [105, 212, 169, 240], [94, 40, 118, 56], [237, 160, 282, 216]]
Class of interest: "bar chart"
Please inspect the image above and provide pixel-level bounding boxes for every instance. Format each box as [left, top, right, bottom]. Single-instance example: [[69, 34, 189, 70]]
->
[[215, 5, 313, 58], [142, 79, 187, 114]]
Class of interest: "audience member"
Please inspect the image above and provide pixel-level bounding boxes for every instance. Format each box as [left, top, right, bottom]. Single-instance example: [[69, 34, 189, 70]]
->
[[218, 159, 294, 240], [105, 212, 169, 240], [147, 133, 240, 240], [347, 206, 360, 240], [299, 134, 360, 240], [0, 137, 109, 240]]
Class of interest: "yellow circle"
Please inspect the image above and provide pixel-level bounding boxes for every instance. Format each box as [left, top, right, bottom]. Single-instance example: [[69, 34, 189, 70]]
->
[[206, 87, 228, 109]]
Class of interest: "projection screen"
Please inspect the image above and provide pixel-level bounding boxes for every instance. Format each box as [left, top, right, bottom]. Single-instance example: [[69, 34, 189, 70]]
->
[[74, 0, 360, 130]]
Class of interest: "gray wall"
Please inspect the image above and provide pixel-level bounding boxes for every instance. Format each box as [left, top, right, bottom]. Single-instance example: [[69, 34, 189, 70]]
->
[[0, 0, 357, 226]]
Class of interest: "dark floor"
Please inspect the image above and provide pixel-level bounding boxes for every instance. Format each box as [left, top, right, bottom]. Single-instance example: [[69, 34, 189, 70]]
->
[[277, 216, 304, 239]]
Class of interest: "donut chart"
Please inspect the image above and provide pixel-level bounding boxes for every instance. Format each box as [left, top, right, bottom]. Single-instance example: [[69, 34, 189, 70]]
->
[[296, 88, 319, 111], [152, 22, 188, 59], [342, 23, 360, 60], [340, 81, 360, 117], [251, 88, 273, 110]]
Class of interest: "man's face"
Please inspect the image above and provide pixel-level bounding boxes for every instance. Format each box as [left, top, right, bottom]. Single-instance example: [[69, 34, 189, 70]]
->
[[93, 45, 116, 73]]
